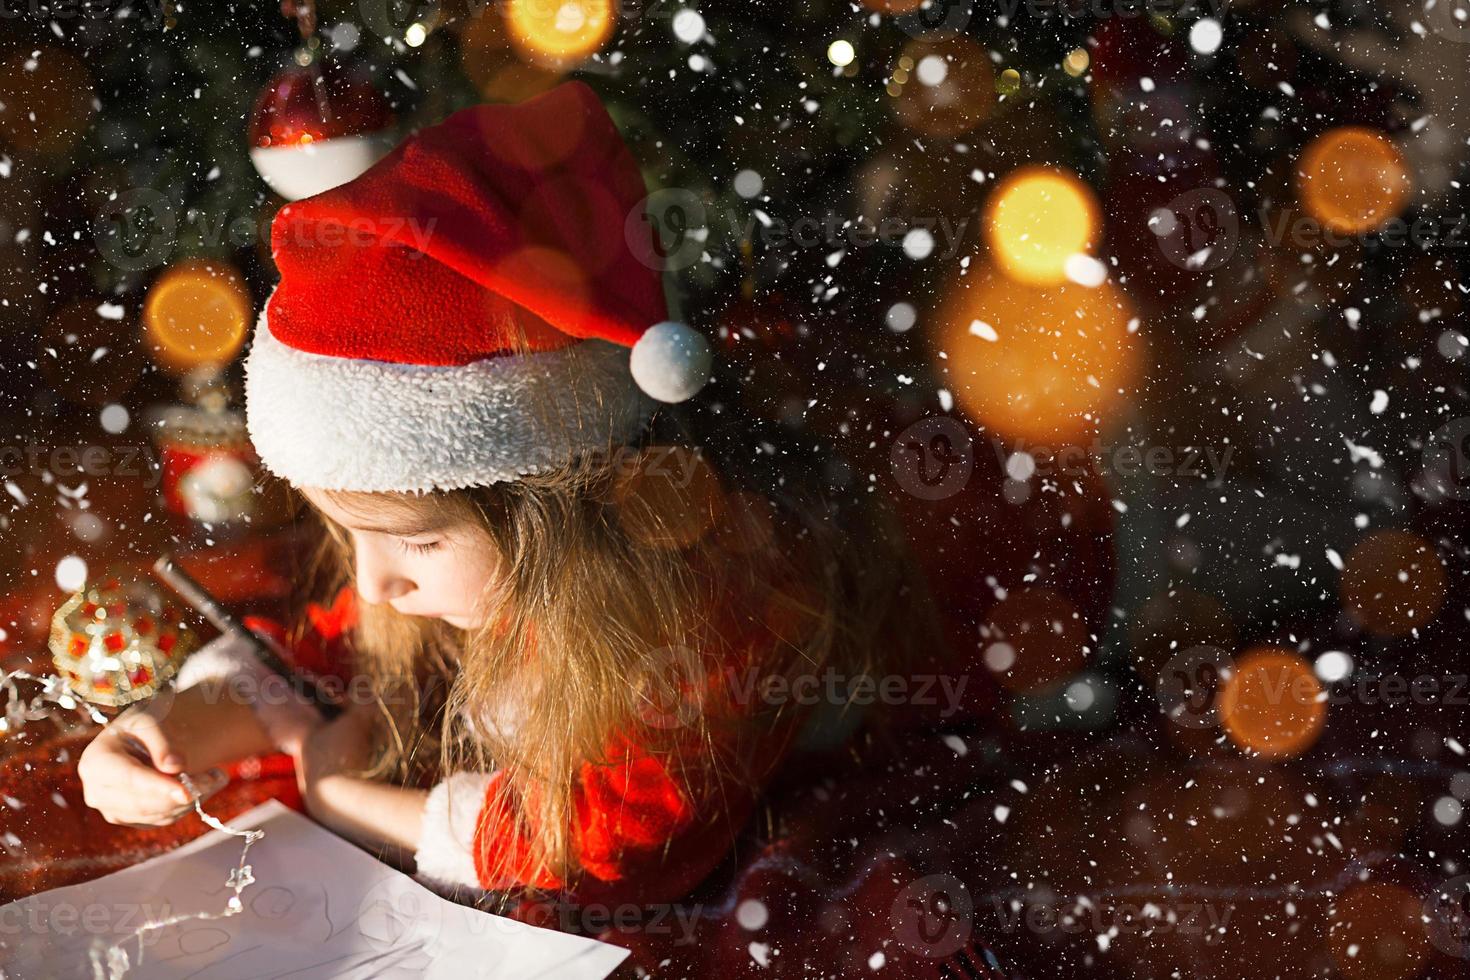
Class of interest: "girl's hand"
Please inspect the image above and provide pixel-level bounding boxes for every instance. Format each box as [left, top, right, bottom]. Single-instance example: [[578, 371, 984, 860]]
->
[[291, 702, 377, 812], [78, 699, 226, 827], [289, 704, 428, 852]]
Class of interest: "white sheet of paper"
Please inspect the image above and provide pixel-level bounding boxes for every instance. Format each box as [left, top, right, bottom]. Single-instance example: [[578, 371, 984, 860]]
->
[[0, 800, 629, 980]]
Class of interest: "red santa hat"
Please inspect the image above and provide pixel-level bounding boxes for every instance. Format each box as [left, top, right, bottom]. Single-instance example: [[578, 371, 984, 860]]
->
[[244, 80, 711, 494]]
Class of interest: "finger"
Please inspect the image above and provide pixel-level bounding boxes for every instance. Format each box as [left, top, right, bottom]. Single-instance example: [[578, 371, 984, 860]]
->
[[184, 767, 228, 803], [117, 715, 186, 773], [120, 753, 192, 810]]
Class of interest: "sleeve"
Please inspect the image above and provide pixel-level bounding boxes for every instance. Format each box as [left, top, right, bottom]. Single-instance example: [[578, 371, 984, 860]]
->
[[174, 586, 359, 754], [173, 622, 319, 754]]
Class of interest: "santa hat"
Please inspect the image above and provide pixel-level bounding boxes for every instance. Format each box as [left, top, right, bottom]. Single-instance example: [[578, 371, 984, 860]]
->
[[244, 80, 711, 494]]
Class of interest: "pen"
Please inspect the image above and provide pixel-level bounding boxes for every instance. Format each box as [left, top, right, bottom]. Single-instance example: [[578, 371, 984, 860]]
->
[[150, 554, 342, 720]]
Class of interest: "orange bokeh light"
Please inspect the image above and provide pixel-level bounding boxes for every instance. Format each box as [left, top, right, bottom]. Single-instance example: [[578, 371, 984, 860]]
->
[[933, 267, 1141, 443], [1218, 648, 1326, 758], [142, 260, 252, 373], [891, 37, 995, 139], [504, 0, 617, 69], [1340, 529, 1446, 637], [1296, 126, 1412, 236], [985, 166, 1101, 286]]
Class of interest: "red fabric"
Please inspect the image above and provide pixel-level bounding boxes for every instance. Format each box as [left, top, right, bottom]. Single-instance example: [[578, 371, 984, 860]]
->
[[470, 729, 779, 905], [512, 728, 1021, 978], [266, 80, 668, 366]]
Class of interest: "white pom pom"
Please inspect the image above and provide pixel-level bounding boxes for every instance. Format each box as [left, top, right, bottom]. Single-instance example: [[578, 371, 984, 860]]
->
[[629, 321, 713, 403]]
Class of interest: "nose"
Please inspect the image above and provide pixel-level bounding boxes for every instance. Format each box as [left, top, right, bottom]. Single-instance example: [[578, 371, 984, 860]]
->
[[354, 544, 415, 606]]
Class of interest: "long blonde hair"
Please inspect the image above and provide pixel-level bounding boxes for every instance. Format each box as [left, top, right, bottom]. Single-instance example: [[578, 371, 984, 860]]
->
[[290, 381, 941, 893]]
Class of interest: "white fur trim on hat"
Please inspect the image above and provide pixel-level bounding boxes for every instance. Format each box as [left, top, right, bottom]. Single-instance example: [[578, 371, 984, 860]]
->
[[244, 309, 655, 493], [415, 771, 495, 888]]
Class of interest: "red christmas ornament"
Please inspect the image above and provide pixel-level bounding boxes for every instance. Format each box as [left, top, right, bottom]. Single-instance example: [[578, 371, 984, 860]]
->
[[247, 57, 395, 201]]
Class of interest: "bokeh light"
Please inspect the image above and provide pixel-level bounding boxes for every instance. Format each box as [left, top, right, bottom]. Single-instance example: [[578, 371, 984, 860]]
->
[[890, 37, 995, 138], [142, 260, 252, 374], [1296, 126, 1412, 236], [933, 267, 1141, 442], [1218, 648, 1326, 758], [1340, 529, 1447, 637], [504, 0, 617, 69], [985, 166, 1101, 285], [459, 7, 565, 103]]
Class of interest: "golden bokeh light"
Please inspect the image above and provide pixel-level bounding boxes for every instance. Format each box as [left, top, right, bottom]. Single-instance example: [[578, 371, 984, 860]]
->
[[1218, 648, 1326, 759], [504, 0, 617, 69], [933, 267, 1141, 442], [459, 7, 565, 104], [1296, 126, 1412, 236], [985, 166, 1101, 285], [1340, 529, 1447, 637], [142, 260, 252, 373], [890, 37, 995, 138]]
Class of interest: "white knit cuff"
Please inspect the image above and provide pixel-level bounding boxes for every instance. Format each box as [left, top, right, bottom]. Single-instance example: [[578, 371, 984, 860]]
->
[[415, 771, 494, 889], [175, 631, 321, 754]]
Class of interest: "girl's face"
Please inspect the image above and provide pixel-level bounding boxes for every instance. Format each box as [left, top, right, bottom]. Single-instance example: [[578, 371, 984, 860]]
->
[[299, 486, 502, 630]]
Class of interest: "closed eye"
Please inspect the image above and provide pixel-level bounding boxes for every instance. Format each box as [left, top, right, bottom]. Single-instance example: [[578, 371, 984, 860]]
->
[[397, 538, 443, 555]]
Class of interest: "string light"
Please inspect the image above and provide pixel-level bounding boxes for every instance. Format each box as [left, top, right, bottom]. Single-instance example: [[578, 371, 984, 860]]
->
[[91, 773, 266, 980]]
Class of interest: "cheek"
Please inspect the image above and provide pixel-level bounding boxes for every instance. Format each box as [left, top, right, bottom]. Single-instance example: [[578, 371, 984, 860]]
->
[[426, 547, 500, 609]]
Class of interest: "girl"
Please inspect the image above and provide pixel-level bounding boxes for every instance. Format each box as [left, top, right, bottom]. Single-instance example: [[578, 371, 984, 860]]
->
[[77, 80, 942, 907]]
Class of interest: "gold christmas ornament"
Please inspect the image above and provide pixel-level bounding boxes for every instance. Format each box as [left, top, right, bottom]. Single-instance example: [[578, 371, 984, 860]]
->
[[48, 574, 199, 708]]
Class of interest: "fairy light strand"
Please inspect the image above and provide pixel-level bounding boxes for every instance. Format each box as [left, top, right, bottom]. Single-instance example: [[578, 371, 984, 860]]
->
[[0, 670, 109, 731], [89, 772, 266, 980], [0, 668, 266, 980]]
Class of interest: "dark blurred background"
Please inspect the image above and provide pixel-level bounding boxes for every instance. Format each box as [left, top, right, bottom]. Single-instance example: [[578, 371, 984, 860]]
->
[[1, 0, 1469, 976]]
